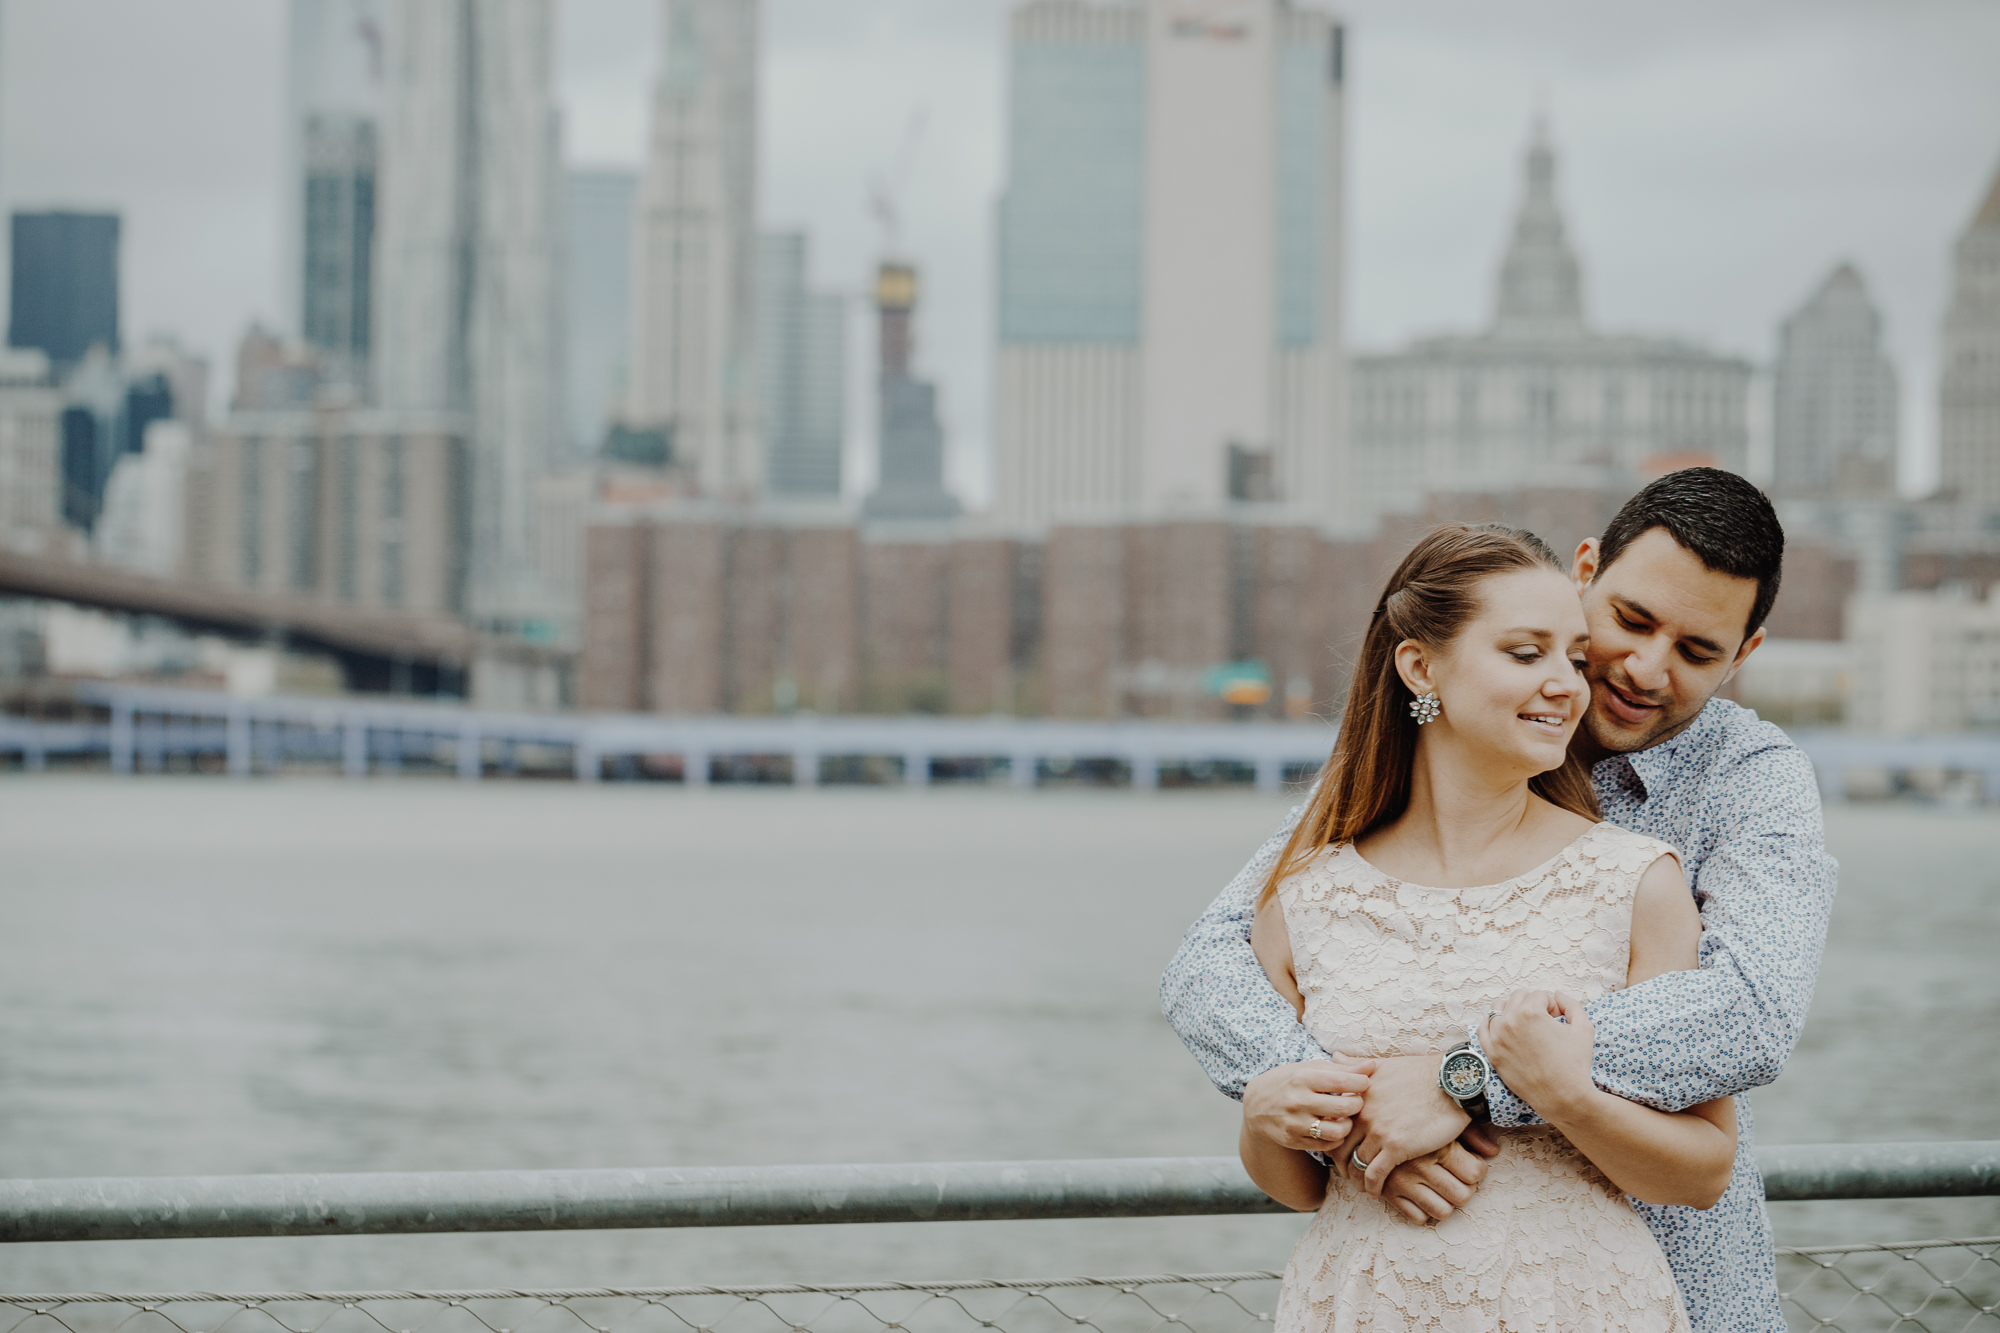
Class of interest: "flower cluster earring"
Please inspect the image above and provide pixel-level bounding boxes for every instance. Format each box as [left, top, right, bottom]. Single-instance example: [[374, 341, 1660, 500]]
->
[[1409, 692, 1442, 725]]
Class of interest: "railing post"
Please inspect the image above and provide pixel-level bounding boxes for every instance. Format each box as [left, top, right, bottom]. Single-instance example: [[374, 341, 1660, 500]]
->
[[258, 717, 284, 774], [793, 750, 817, 787], [109, 700, 134, 775], [1011, 752, 1036, 789], [343, 718, 368, 779], [23, 725, 45, 773], [226, 705, 251, 777], [904, 751, 929, 787], [573, 737, 599, 783], [458, 726, 481, 781], [1130, 754, 1157, 790], [1255, 757, 1284, 794], [684, 750, 709, 787]]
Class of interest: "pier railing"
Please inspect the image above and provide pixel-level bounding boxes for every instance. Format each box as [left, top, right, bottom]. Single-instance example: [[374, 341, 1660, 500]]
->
[[7, 681, 2000, 799], [3, 1144, 1998, 1243], [3, 1147, 1998, 1332]]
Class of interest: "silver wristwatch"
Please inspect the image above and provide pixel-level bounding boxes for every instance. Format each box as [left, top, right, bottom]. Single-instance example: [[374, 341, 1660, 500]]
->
[[1438, 1039, 1492, 1123]]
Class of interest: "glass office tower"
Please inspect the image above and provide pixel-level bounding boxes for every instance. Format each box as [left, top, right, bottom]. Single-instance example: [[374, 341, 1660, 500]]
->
[[994, 1, 1346, 524]]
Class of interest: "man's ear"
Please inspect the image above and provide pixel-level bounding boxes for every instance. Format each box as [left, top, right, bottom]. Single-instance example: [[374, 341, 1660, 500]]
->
[[1719, 626, 1766, 688], [1572, 538, 1600, 595]]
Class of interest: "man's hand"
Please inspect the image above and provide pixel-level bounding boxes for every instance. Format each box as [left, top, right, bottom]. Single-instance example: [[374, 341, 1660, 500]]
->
[[1481, 990, 1594, 1119], [1242, 1057, 1376, 1153], [1340, 1053, 1472, 1195], [1375, 1129, 1501, 1223]]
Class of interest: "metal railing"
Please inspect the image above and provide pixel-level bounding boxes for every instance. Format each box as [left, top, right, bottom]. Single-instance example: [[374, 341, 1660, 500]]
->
[[2, 683, 1336, 789], [8, 681, 2000, 796], [4, 1144, 1997, 1243], [2, 1148, 1997, 1333]]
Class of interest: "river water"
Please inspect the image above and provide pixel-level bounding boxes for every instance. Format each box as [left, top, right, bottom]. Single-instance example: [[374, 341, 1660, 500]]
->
[[0, 778, 1994, 1292]]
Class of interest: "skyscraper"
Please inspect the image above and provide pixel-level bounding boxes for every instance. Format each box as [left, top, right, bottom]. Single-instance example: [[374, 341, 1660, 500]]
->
[[995, 0, 1346, 524], [625, 0, 761, 497], [1939, 158, 2000, 507], [288, 0, 383, 387], [757, 231, 845, 498], [564, 169, 638, 459], [1771, 263, 1898, 499], [0, 350, 64, 555], [1349, 122, 1751, 522], [863, 263, 958, 520], [8, 212, 120, 372], [371, 0, 562, 626]]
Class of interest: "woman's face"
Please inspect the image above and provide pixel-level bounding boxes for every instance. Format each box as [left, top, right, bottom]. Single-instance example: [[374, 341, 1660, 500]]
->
[[1403, 567, 1592, 779]]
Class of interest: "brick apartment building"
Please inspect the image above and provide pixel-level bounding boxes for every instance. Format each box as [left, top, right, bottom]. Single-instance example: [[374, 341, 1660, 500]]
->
[[579, 480, 1865, 722]]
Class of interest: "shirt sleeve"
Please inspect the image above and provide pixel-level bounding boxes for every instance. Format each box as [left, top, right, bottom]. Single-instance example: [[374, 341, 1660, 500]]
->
[[1474, 740, 1837, 1125], [1159, 797, 1332, 1100]]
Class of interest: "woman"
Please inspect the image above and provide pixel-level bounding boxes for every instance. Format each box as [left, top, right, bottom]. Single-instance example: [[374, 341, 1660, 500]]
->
[[1242, 524, 1736, 1332]]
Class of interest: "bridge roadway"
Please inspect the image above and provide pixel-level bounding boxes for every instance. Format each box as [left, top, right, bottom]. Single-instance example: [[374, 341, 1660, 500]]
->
[[0, 547, 563, 679], [2, 680, 1998, 797]]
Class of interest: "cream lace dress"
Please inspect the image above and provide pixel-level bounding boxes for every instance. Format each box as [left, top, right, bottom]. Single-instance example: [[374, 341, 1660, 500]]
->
[[1271, 821, 1691, 1333]]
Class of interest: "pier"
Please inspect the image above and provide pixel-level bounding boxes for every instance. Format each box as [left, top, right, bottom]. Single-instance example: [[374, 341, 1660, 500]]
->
[[3, 681, 1998, 799]]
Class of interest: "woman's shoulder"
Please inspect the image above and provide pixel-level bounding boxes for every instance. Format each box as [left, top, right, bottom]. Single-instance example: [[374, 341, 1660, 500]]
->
[[1562, 821, 1683, 894], [1271, 840, 1369, 905], [1573, 819, 1680, 863]]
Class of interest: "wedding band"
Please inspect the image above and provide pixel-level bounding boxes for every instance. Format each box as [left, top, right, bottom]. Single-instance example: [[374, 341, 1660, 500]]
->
[[1351, 1149, 1372, 1171], [1487, 1011, 1500, 1025], [1309, 1117, 1322, 1140]]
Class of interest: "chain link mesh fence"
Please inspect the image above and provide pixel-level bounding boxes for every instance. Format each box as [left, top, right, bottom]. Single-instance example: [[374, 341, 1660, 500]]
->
[[1779, 1238, 1999, 1331], [0, 1241, 1992, 1333]]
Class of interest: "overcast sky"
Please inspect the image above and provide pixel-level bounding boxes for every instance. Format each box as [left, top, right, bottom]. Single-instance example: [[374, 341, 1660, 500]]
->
[[4, 0, 1997, 504]]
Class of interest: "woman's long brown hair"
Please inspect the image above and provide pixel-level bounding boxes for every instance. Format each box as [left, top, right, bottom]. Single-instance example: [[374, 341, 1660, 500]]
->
[[1259, 523, 1601, 904]]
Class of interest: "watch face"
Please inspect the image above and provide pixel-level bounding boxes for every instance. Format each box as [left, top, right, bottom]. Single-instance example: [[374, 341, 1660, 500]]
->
[[1442, 1051, 1485, 1100]]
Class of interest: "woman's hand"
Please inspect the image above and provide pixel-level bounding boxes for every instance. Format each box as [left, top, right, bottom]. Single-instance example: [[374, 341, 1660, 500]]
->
[[1242, 1058, 1374, 1154], [1480, 989, 1594, 1119]]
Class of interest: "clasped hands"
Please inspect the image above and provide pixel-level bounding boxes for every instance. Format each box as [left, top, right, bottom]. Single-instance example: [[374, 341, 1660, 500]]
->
[[1243, 1054, 1497, 1224], [1242, 991, 1595, 1224]]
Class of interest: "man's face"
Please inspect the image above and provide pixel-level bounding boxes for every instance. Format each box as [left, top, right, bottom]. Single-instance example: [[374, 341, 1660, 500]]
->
[[1571, 526, 1765, 758]]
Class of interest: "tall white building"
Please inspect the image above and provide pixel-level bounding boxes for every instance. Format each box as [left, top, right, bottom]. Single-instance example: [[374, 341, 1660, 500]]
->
[[625, 0, 761, 498], [0, 349, 63, 556], [1772, 263, 1898, 499], [96, 419, 191, 577], [1350, 123, 1751, 523], [994, 0, 1347, 525], [1940, 157, 2000, 507], [287, 0, 383, 389], [371, 0, 562, 628]]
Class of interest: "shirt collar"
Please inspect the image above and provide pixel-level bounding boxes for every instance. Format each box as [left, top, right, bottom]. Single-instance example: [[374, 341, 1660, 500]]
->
[[1596, 697, 1726, 801]]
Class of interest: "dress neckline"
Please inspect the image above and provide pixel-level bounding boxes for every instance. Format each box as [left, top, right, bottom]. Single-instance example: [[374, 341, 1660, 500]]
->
[[1333, 820, 1612, 894]]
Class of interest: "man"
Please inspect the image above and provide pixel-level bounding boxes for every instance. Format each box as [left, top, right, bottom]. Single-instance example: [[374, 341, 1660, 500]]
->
[[1160, 469, 1836, 1333]]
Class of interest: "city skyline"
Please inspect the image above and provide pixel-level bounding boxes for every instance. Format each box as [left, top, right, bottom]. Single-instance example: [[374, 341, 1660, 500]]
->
[[1, 0, 1996, 506]]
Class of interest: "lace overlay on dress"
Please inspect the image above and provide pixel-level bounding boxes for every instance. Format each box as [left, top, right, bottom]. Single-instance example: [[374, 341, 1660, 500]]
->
[[1272, 821, 1691, 1333]]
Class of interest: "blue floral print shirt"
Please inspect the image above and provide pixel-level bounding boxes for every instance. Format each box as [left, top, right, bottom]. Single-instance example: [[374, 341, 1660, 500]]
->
[[1159, 698, 1838, 1333]]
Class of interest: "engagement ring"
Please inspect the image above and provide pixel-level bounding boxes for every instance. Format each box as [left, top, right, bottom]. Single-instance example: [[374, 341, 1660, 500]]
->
[[1309, 1117, 1322, 1140]]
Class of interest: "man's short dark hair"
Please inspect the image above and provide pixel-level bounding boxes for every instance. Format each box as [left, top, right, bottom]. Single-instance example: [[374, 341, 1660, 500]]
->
[[1596, 468, 1784, 646]]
